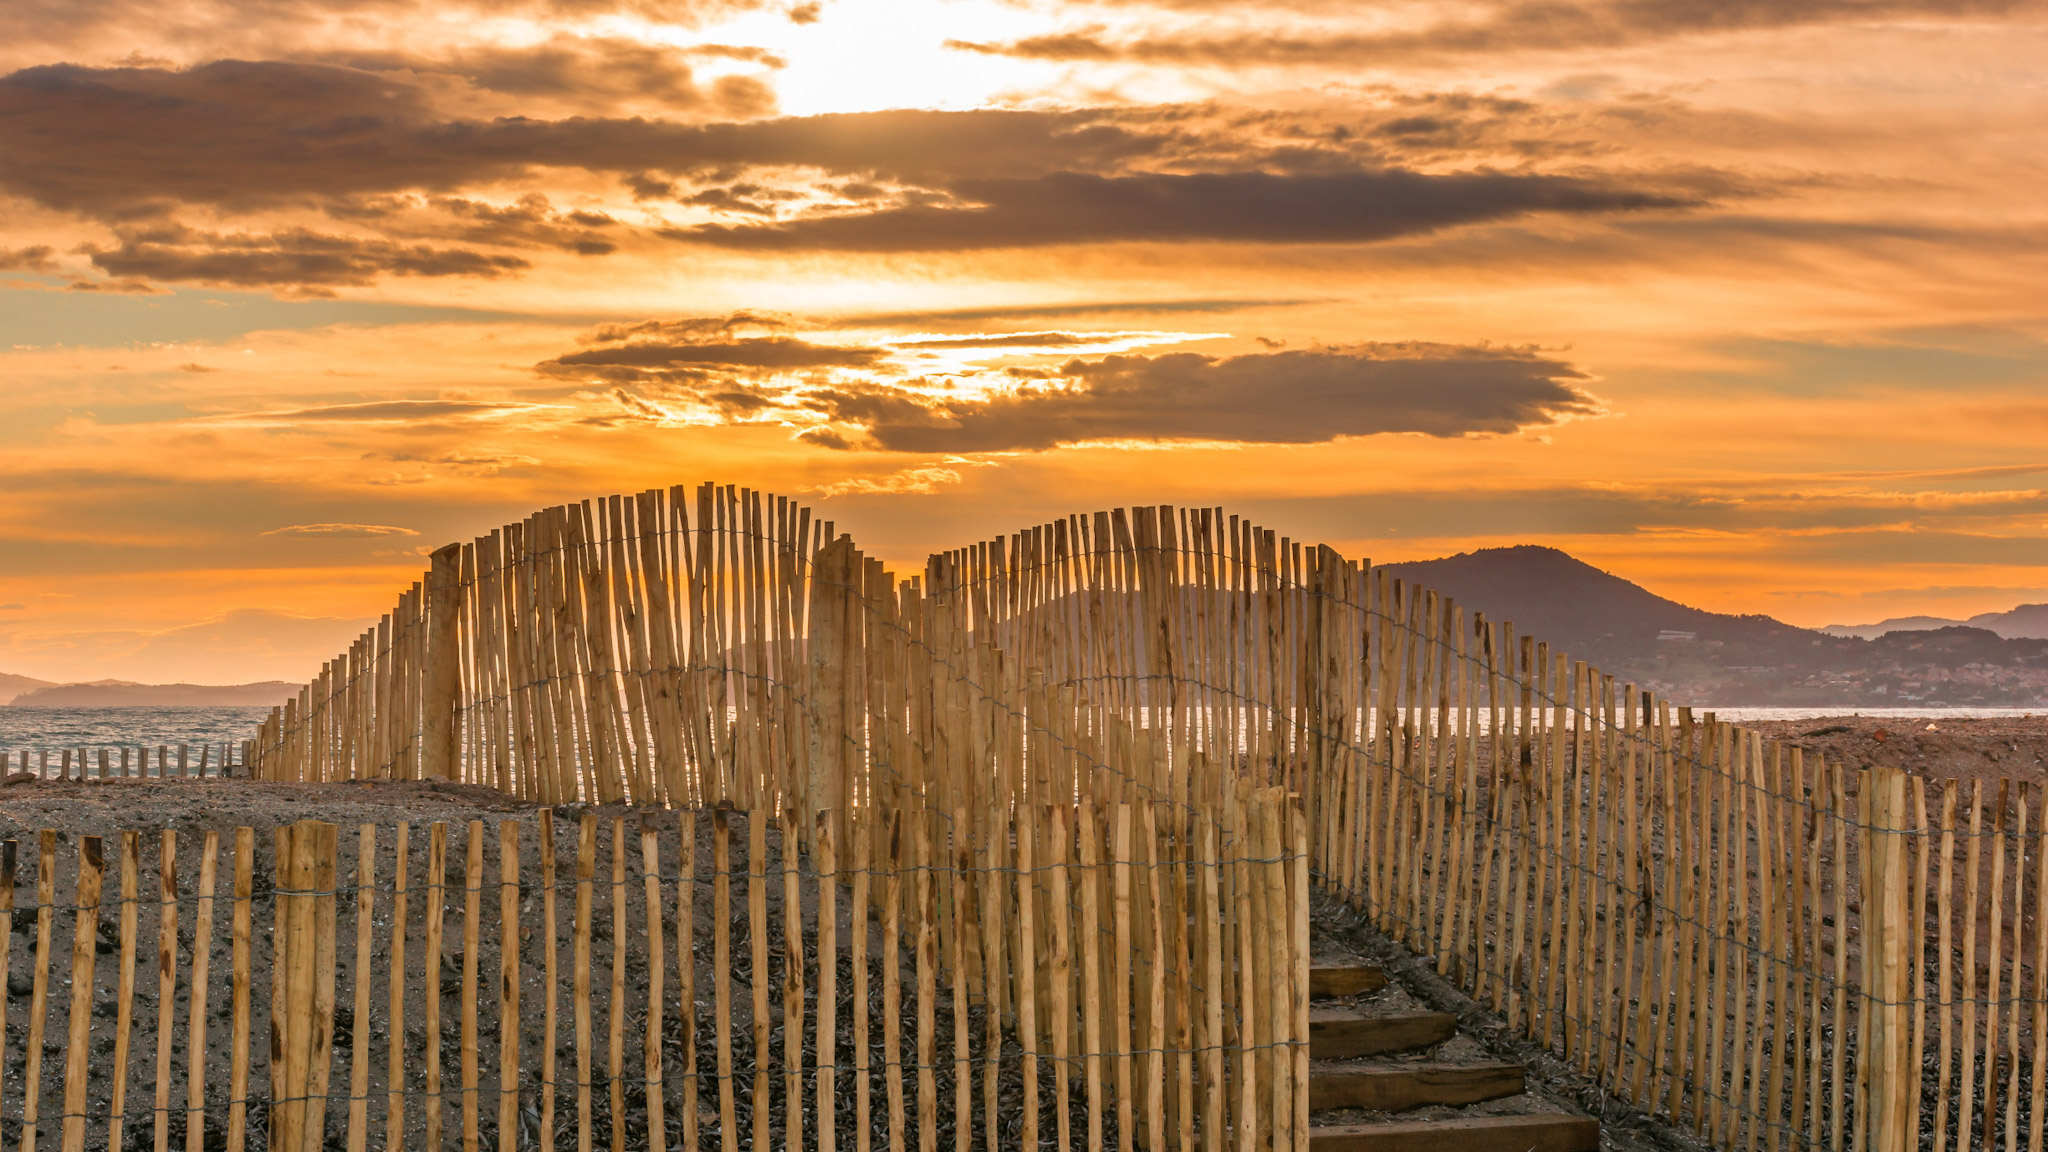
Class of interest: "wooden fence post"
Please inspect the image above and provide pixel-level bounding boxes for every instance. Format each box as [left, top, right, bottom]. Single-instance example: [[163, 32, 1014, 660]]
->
[[807, 535, 855, 843], [277, 820, 339, 1152], [1865, 765, 1914, 1152], [422, 542, 464, 781], [60, 837, 104, 1152]]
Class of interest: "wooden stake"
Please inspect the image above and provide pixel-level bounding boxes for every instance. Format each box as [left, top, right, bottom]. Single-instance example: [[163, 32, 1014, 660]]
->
[[303, 822, 340, 1152], [59, 836, 104, 1152], [501, 822, 524, 1152], [607, 816, 634, 1147], [1197, 811, 1225, 1152], [461, 822, 483, 1152], [1015, 815, 1040, 1152], [540, 811, 559, 1152], [675, 812, 697, 1152], [386, 823, 411, 1152], [816, 812, 838, 1152], [110, 834, 143, 1152], [639, 827, 664, 1152], [1865, 766, 1912, 1152], [228, 830, 253, 1152], [268, 828, 288, 1152], [782, 809, 805, 1152], [150, 830, 177, 1152], [852, 817, 873, 1152], [712, 810, 735, 1152], [347, 827, 374, 1152], [1048, 807, 1075, 1152], [425, 823, 447, 1152], [0, 841, 12, 1143], [916, 811, 938, 1152], [185, 831, 219, 1152], [749, 812, 770, 1152], [1078, 805, 1105, 1152]]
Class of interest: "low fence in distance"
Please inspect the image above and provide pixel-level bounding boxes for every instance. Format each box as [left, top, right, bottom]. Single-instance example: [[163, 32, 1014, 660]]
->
[[3, 743, 245, 781], [0, 796, 1306, 1152]]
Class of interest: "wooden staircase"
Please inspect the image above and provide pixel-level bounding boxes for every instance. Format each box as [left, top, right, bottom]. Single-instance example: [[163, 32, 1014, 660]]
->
[[1305, 963, 1599, 1152]]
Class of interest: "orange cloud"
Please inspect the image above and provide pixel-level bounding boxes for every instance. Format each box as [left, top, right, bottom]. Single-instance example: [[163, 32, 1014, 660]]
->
[[260, 523, 420, 537], [0, 0, 2042, 683]]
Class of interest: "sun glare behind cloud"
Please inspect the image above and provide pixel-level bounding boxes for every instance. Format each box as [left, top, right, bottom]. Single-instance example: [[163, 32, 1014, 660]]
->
[[0, 0, 2043, 684]]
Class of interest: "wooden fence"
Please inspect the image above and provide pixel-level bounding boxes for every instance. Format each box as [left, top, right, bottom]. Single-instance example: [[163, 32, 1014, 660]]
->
[[0, 797, 1305, 1152], [237, 482, 2032, 1152], [3, 744, 243, 780]]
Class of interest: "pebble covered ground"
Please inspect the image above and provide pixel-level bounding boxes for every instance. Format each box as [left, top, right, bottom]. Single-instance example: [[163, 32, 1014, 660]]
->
[[1746, 714, 2048, 778]]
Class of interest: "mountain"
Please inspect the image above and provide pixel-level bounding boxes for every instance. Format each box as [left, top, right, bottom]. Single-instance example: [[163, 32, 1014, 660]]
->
[[1823, 603, 2048, 641], [1378, 545, 1816, 653], [1821, 615, 1972, 640], [1375, 546, 2048, 706], [0, 672, 57, 705], [5, 681, 297, 707], [1973, 604, 2048, 639]]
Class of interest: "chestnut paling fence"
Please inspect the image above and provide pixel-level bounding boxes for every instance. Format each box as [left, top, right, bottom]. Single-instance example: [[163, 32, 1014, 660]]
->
[[0, 798, 1305, 1152], [23, 479, 1988, 1152], [2, 744, 243, 779]]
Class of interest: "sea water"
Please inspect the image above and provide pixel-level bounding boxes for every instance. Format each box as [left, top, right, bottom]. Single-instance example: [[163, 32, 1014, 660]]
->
[[0, 705, 273, 757], [1, 701, 2035, 763]]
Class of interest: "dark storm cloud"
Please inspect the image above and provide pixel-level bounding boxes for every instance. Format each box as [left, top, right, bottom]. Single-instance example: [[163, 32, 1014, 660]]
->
[[950, 0, 2029, 62], [0, 61, 1165, 219], [86, 227, 529, 289], [683, 170, 1690, 251], [812, 345, 1596, 451]]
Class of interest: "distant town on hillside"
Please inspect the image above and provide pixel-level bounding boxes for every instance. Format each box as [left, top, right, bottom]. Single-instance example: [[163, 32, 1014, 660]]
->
[[1383, 546, 2048, 707]]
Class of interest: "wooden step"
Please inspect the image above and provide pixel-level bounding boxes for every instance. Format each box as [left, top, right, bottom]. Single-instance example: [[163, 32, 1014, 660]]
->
[[1309, 1113, 1599, 1152], [1309, 964, 1388, 998], [1308, 1062, 1525, 1111], [1308, 1009, 1457, 1059]]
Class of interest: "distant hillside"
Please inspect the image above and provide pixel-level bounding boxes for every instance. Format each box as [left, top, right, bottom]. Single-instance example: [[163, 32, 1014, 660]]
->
[[1976, 604, 2048, 639], [1374, 546, 2048, 706], [1822, 615, 1971, 640], [1378, 545, 1816, 653], [1824, 603, 2048, 641], [7, 681, 297, 707], [0, 672, 56, 705]]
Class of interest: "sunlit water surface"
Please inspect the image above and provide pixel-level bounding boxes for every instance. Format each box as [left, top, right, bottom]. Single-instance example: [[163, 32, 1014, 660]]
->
[[0, 706, 272, 759]]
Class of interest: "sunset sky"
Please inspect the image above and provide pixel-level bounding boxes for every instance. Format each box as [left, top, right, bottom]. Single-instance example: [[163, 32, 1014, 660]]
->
[[2, 0, 2045, 685]]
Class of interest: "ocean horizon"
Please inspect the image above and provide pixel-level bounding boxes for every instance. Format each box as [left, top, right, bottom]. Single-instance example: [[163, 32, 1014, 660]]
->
[[0, 702, 2038, 761], [0, 705, 273, 758]]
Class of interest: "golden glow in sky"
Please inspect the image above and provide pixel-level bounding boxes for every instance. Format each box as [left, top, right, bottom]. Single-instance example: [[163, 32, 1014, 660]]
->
[[1, 0, 2045, 683]]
